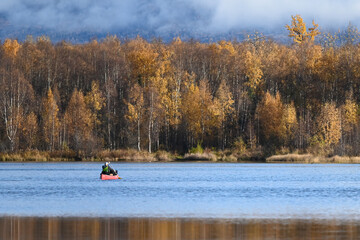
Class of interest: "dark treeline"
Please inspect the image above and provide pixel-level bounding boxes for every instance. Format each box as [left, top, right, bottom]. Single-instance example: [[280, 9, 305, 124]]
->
[[1, 17, 360, 157]]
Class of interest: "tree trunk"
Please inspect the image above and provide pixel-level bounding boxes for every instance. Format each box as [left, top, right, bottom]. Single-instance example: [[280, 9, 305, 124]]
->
[[137, 117, 141, 151], [148, 91, 154, 153]]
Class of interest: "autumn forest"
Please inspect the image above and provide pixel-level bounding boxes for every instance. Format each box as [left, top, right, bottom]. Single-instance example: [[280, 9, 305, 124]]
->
[[1, 16, 360, 159]]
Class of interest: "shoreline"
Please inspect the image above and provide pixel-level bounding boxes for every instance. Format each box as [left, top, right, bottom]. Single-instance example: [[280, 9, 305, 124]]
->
[[1, 149, 360, 163]]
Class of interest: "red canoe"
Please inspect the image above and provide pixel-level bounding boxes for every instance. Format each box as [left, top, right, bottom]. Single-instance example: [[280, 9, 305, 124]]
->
[[100, 174, 120, 180]]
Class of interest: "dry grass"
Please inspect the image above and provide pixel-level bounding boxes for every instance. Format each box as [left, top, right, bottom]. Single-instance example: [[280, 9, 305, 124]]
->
[[0, 150, 86, 162], [183, 152, 217, 161], [0, 151, 48, 162], [0, 153, 23, 162], [231, 147, 265, 162], [218, 154, 238, 162], [266, 154, 315, 163], [213, 150, 239, 162], [3, 148, 360, 163], [323, 155, 360, 164], [0, 149, 173, 162], [48, 150, 77, 160], [97, 149, 156, 162], [22, 150, 49, 161], [154, 151, 174, 162], [266, 154, 360, 164]]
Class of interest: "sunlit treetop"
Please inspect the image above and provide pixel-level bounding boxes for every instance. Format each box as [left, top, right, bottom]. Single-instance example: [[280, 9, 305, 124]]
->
[[286, 15, 320, 44]]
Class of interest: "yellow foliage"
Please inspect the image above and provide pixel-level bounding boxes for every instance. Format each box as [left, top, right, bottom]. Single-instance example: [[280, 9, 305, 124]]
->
[[22, 112, 38, 148], [282, 102, 298, 142], [173, 37, 182, 45], [181, 83, 202, 137], [233, 137, 247, 153], [85, 81, 105, 126], [181, 80, 218, 140], [214, 80, 235, 128], [64, 89, 93, 148], [342, 23, 360, 45], [341, 99, 358, 133], [3, 39, 20, 59], [126, 37, 158, 85], [256, 92, 295, 144], [126, 84, 144, 123], [286, 15, 320, 44], [316, 102, 341, 146], [127, 104, 139, 121], [42, 88, 60, 150], [218, 40, 236, 55], [258, 92, 283, 138], [305, 45, 322, 70], [244, 51, 263, 92], [308, 20, 321, 42], [314, 47, 337, 81], [199, 80, 219, 132], [168, 91, 181, 126], [86, 82, 105, 111]]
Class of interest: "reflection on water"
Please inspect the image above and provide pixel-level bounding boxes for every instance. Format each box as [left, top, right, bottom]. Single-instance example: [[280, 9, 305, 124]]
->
[[2, 217, 360, 240]]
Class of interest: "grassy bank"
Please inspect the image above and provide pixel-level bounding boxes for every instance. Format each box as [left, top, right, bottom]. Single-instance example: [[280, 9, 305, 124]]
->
[[1, 149, 360, 163], [0, 149, 172, 162], [266, 154, 360, 164], [0, 150, 77, 162], [0, 148, 263, 163]]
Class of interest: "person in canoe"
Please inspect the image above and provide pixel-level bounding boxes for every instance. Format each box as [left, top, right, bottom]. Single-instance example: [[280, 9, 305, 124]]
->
[[102, 162, 118, 175]]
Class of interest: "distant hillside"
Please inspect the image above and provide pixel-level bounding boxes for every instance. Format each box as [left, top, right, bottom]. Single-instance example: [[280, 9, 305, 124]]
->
[[0, 21, 289, 43]]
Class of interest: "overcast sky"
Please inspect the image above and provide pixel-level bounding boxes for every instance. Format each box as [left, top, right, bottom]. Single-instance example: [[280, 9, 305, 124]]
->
[[0, 0, 359, 34]]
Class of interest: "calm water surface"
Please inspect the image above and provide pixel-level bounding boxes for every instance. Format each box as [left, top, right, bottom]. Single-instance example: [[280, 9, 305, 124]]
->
[[1, 163, 360, 219]]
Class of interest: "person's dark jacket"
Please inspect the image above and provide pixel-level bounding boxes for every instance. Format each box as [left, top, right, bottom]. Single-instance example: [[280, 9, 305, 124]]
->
[[102, 164, 117, 175]]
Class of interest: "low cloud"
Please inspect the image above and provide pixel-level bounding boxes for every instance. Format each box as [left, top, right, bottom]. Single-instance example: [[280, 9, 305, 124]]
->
[[0, 0, 359, 36]]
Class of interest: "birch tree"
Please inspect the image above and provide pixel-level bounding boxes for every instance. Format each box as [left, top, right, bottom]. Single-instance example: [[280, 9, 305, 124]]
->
[[41, 88, 60, 151], [0, 69, 33, 151]]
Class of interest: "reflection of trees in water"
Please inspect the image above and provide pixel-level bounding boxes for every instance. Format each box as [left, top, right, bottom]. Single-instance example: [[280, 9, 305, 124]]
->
[[1, 217, 359, 240]]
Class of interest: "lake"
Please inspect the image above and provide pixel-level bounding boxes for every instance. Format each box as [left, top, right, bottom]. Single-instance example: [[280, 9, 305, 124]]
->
[[1, 163, 360, 239]]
